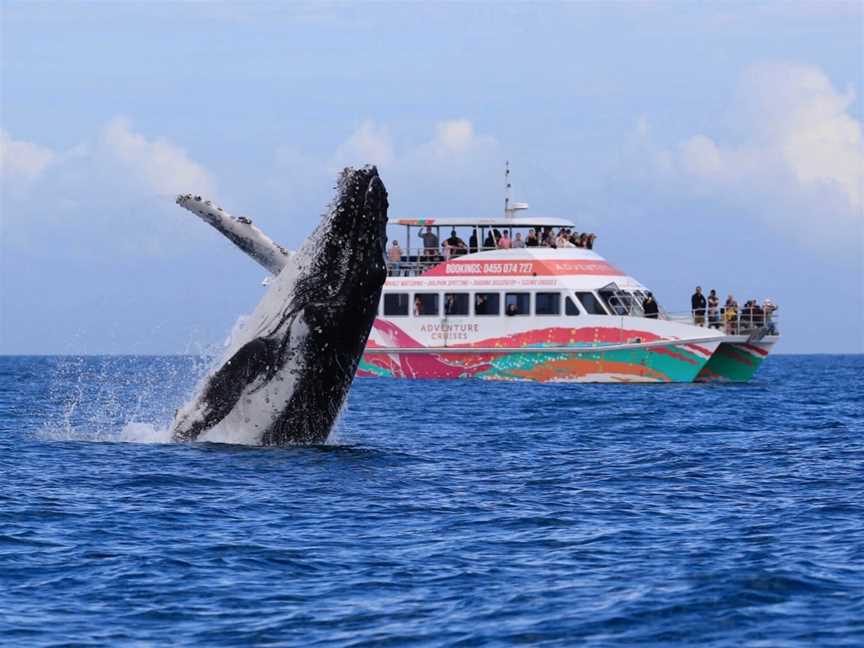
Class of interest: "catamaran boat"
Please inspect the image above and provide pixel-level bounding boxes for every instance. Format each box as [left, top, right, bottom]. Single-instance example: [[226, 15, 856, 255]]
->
[[176, 171, 778, 383], [359, 209, 778, 383]]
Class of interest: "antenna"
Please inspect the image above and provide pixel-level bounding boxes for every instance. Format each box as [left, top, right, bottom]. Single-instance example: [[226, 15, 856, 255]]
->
[[504, 160, 511, 217], [503, 161, 529, 219]]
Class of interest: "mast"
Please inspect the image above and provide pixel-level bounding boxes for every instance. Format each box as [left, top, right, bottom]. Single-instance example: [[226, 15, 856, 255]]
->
[[504, 160, 511, 218], [503, 161, 528, 219]]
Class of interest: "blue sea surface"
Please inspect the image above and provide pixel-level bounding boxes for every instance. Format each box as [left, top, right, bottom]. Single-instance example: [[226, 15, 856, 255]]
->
[[1, 355, 862, 646]]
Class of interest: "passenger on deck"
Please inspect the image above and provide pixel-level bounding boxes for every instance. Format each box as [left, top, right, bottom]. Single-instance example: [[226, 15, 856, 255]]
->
[[444, 294, 456, 316], [707, 289, 720, 329], [483, 230, 496, 250], [724, 295, 738, 334], [387, 240, 402, 263], [469, 228, 479, 254], [691, 286, 707, 326], [512, 233, 526, 248], [498, 230, 512, 249], [441, 241, 451, 260], [475, 294, 488, 315], [752, 300, 765, 328], [556, 230, 575, 247], [764, 299, 778, 334], [541, 227, 556, 247], [526, 229, 539, 247], [643, 292, 659, 318], [740, 300, 753, 331], [586, 233, 597, 250], [446, 229, 467, 256], [419, 226, 439, 256]]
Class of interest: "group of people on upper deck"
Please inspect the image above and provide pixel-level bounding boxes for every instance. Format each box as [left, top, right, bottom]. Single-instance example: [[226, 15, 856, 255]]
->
[[691, 286, 777, 334], [387, 225, 600, 265]]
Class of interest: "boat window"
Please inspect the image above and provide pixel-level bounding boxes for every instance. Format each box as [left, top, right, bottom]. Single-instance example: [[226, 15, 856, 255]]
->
[[413, 293, 439, 317], [632, 290, 646, 304], [383, 293, 410, 316], [474, 292, 500, 316], [565, 297, 580, 316], [575, 291, 608, 315], [535, 292, 560, 316], [444, 293, 470, 316], [505, 292, 530, 317]]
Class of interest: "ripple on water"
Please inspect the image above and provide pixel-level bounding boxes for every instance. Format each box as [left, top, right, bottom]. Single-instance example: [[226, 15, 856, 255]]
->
[[0, 355, 862, 646]]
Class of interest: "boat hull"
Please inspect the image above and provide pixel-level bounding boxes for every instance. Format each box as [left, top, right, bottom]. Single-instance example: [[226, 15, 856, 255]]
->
[[694, 338, 777, 383], [359, 341, 721, 383]]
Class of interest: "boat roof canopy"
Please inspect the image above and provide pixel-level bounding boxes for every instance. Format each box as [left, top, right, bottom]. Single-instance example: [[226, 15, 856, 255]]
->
[[395, 216, 576, 228]]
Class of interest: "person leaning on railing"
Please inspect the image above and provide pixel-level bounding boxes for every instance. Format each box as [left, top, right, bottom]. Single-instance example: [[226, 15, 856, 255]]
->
[[642, 292, 659, 319], [723, 295, 738, 334], [764, 299, 778, 334], [691, 286, 707, 326]]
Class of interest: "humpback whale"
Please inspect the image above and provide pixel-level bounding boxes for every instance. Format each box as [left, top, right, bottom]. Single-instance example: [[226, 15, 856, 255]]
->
[[170, 166, 388, 445]]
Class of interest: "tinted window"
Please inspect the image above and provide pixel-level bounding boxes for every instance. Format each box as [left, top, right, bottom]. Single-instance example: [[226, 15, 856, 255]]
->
[[413, 293, 439, 316], [505, 292, 530, 316], [565, 297, 580, 316], [474, 293, 500, 316], [576, 291, 608, 315], [383, 293, 409, 316], [535, 292, 560, 315], [444, 293, 470, 316]]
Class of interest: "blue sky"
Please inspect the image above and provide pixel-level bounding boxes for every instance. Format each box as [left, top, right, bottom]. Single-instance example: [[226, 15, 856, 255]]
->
[[1, 1, 862, 354]]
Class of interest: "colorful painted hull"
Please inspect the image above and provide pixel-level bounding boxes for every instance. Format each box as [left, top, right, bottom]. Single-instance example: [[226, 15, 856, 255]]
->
[[358, 320, 773, 383], [694, 340, 775, 383], [360, 344, 713, 382]]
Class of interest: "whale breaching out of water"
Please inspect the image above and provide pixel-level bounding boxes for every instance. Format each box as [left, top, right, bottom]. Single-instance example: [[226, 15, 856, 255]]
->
[[170, 166, 388, 445]]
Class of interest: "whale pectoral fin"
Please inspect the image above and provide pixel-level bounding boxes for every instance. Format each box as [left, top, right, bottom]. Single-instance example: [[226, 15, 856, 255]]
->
[[171, 337, 277, 442], [176, 195, 291, 275]]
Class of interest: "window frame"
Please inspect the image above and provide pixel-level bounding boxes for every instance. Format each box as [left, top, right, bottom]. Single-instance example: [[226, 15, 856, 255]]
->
[[575, 291, 609, 316], [412, 292, 440, 317], [444, 292, 470, 317], [535, 292, 561, 316], [474, 292, 501, 316], [505, 292, 531, 317], [382, 292, 410, 317]]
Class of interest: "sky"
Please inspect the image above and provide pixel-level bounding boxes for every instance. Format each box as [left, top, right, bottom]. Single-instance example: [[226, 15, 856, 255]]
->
[[1, 1, 862, 355]]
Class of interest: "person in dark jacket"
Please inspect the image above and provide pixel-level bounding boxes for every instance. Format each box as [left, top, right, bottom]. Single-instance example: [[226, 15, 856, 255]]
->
[[469, 228, 479, 254], [691, 286, 707, 326], [643, 292, 659, 319]]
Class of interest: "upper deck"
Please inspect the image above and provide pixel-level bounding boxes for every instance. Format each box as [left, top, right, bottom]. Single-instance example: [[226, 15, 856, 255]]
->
[[386, 215, 603, 280]]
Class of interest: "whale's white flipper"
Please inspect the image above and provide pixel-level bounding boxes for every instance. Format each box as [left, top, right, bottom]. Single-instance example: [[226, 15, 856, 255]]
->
[[176, 194, 290, 275]]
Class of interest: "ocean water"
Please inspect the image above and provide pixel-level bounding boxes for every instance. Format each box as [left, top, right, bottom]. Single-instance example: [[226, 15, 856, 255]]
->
[[1, 355, 862, 647]]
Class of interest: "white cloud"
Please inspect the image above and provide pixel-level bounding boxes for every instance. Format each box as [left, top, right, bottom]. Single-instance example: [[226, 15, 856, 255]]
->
[[652, 62, 863, 251], [0, 130, 57, 181], [101, 117, 215, 197], [331, 120, 394, 169]]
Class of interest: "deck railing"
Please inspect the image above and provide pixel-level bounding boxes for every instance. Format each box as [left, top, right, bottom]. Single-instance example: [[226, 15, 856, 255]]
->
[[384, 244, 597, 276], [661, 310, 779, 336]]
